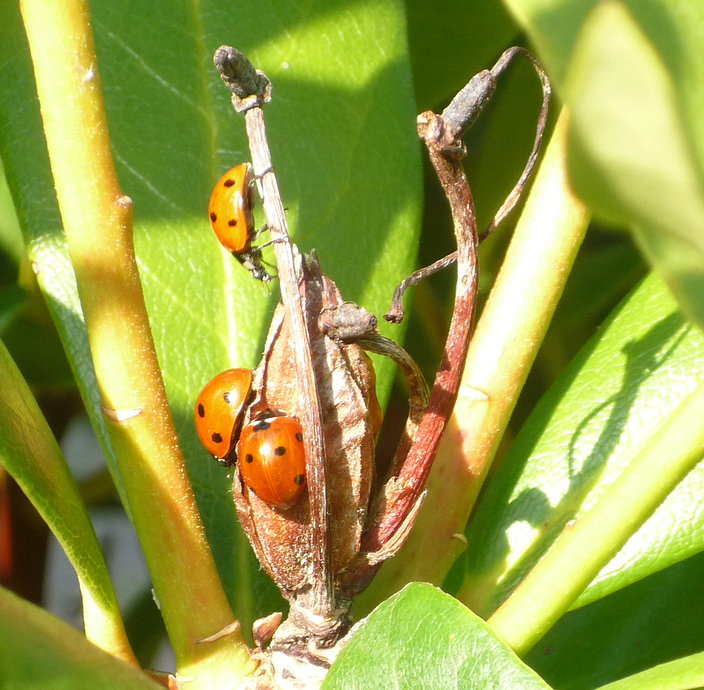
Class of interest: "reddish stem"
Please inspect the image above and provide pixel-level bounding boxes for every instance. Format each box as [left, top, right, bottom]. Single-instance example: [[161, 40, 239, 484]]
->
[[361, 111, 479, 558]]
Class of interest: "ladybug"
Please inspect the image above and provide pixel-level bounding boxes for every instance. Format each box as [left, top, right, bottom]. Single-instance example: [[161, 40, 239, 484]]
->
[[236, 415, 307, 510], [194, 368, 253, 466], [208, 162, 271, 282]]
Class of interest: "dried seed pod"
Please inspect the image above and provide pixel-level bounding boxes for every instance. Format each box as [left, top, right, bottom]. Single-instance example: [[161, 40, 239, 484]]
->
[[232, 255, 381, 600]]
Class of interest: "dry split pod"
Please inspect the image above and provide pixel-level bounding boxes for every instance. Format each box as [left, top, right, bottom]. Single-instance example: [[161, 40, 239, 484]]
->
[[232, 256, 382, 634]]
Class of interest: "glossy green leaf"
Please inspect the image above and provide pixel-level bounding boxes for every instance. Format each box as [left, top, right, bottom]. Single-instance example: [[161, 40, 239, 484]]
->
[[503, 0, 704, 329], [462, 273, 704, 616], [405, 0, 518, 111], [567, 1, 704, 330], [0, 586, 160, 690], [324, 583, 551, 689], [598, 653, 704, 690], [0, 161, 24, 276], [0, 285, 26, 331], [0, 0, 422, 626], [0, 339, 129, 658], [526, 552, 704, 690]]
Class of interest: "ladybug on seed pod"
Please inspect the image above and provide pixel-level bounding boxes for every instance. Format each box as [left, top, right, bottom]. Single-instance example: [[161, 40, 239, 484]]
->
[[237, 414, 307, 510], [195, 369, 307, 510], [194, 368, 253, 466], [208, 162, 271, 282], [227, 256, 382, 609]]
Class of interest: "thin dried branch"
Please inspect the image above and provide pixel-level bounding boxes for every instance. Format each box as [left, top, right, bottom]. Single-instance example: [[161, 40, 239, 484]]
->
[[385, 47, 551, 324], [353, 109, 481, 590], [214, 46, 332, 616]]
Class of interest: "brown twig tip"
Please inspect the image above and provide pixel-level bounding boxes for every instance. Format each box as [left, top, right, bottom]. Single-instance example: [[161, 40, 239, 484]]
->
[[441, 70, 496, 139], [386, 48, 551, 323], [441, 46, 550, 142], [213, 45, 271, 111], [385, 252, 459, 323]]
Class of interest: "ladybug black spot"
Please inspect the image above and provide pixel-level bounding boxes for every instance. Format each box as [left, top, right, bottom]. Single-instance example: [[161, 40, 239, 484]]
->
[[228, 218, 237, 226], [210, 212, 217, 222], [223, 178, 236, 187], [254, 419, 272, 432], [212, 432, 223, 443], [293, 474, 305, 485], [295, 432, 303, 442], [245, 454, 254, 463], [274, 446, 286, 456], [197, 403, 205, 418], [223, 392, 231, 404]]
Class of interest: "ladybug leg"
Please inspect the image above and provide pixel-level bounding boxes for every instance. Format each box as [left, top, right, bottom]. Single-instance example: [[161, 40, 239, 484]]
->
[[248, 167, 275, 203], [233, 248, 272, 282], [253, 237, 276, 250], [251, 235, 287, 256], [248, 166, 276, 196], [251, 165, 275, 182], [252, 224, 269, 241]]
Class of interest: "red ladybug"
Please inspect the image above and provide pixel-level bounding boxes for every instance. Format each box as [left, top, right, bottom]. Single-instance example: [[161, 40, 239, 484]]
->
[[237, 415, 306, 510], [194, 368, 253, 466], [208, 163, 271, 282]]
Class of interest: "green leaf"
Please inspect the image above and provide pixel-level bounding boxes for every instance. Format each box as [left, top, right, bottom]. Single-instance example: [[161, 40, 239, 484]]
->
[[0, 586, 160, 690], [1, 312, 75, 391], [0, 339, 130, 658], [405, 0, 518, 110], [0, 0, 422, 627], [597, 653, 704, 690], [0, 161, 24, 278], [324, 583, 551, 689], [566, 1, 704, 329], [0, 285, 26, 332], [503, 0, 704, 329], [462, 273, 704, 616], [525, 552, 704, 690]]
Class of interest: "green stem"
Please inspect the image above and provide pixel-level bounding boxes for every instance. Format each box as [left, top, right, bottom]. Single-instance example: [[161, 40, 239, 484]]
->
[[488, 379, 704, 655], [448, 109, 589, 542], [19, 0, 254, 682], [0, 341, 137, 666]]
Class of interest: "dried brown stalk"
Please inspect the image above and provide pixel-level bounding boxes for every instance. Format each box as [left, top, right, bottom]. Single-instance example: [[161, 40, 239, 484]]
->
[[386, 47, 551, 324], [214, 46, 332, 616]]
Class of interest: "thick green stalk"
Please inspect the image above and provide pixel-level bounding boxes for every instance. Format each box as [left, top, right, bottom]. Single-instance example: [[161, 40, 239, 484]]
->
[[488, 379, 704, 655], [20, 0, 254, 683]]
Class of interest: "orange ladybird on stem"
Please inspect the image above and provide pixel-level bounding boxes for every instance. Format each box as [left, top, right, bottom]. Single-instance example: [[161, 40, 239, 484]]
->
[[208, 162, 271, 282]]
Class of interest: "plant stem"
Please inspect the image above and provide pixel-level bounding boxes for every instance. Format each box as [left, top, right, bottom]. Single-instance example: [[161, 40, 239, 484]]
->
[[20, 0, 254, 682], [488, 378, 704, 655], [360, 110, 589, 606], [213, 45, 335, 617], [245, 107, 332, 615], [0, 341, 137, 666]]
